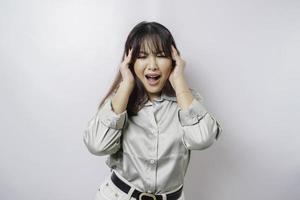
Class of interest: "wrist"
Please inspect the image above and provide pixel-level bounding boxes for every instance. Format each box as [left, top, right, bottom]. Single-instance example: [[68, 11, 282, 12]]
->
[[176, 90, 191, 96], [173, 76, 188, 91], [120, 80, 134, 90], [116, 82, 133, 98]]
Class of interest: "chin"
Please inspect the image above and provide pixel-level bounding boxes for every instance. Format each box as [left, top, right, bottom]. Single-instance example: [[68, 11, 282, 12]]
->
[[144, 85, 162, 93]]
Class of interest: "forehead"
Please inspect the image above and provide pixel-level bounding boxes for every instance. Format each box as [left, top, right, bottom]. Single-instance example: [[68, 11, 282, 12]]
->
[[140, 37, 164, 53]]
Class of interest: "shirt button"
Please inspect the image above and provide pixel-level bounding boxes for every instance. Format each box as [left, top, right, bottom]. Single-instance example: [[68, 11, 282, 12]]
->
[[150, 159, 155, 164]]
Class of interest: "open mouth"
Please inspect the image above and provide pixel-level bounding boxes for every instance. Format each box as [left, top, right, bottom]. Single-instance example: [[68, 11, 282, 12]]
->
[[145, 74, 161, 86]]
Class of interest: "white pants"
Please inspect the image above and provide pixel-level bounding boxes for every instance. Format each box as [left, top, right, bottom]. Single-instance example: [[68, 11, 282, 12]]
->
[[94, 170, 186, 200]]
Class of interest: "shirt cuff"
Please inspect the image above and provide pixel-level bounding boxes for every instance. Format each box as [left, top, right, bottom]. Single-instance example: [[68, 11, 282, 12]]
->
[[211, 114, 223, 140], [99, 97, 127, 130], [178, 98, 208, 126]]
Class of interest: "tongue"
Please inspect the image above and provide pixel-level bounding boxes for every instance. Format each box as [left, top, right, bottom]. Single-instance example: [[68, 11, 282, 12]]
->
[[147, 77, 159, 85]]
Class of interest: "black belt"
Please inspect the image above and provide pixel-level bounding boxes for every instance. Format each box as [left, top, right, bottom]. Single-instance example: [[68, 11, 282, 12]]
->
[[111, 171, 183, 200]]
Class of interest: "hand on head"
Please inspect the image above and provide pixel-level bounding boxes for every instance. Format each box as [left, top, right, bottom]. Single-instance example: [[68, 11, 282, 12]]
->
[[168, 45, 186, 89], [119, 48, 135, 90]]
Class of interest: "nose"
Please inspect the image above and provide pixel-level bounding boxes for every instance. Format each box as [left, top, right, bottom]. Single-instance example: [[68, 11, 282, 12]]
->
[[147, 56, 158, 70]]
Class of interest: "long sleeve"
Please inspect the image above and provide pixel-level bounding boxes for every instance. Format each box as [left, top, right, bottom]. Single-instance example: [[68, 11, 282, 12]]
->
[[83, 95, 127, 156], [178, 89, 223, 150]]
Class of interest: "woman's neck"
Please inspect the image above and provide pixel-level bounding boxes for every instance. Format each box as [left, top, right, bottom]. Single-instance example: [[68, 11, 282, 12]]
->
[[148, 92, 162, 102]]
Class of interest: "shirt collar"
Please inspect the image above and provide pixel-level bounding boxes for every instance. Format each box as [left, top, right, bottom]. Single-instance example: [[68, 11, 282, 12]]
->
[[144, 92, 177, 106]]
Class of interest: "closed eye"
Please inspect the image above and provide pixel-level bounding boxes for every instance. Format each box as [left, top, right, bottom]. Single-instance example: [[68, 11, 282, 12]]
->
[[137, 53, 167, 59]]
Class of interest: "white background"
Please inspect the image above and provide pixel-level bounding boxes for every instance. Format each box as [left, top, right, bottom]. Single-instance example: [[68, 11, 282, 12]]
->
[[0, 0, 299, 199]]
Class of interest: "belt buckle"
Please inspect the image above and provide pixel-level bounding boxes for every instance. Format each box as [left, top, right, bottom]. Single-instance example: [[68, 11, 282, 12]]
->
[[139, 192, 157, 200]]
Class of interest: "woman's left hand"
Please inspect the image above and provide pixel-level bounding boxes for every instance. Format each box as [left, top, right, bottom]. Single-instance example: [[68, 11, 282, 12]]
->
[[168, 45, 186, 90]]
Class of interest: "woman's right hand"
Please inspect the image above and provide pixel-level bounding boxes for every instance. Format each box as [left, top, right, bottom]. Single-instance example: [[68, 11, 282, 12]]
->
[[119, 48, 135, 90]]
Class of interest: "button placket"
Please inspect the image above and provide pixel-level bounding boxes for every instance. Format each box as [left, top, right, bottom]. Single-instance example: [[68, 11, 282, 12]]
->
[[147, 105, 159, 193]]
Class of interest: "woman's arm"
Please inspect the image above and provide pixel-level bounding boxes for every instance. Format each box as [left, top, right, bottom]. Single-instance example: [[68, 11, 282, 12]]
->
[[111, 81, 133, 114], [83, 81, 132, 156], [168, 45, 222, 150], [178, 88, 223, 150]]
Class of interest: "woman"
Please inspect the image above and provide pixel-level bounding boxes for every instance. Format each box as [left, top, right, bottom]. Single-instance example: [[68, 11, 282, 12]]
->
[[83, 21, 223, 200]]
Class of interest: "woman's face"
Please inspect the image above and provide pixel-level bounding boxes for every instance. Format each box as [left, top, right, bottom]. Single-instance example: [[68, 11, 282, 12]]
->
[[133, 43, 172, 101]]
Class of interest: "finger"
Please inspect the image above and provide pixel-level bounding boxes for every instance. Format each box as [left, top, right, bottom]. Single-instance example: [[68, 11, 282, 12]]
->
[[172, 45, 178, 57], [171, 45, 179, 60], [124, 48, 132, 62], [128, 48, 133, 58]]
